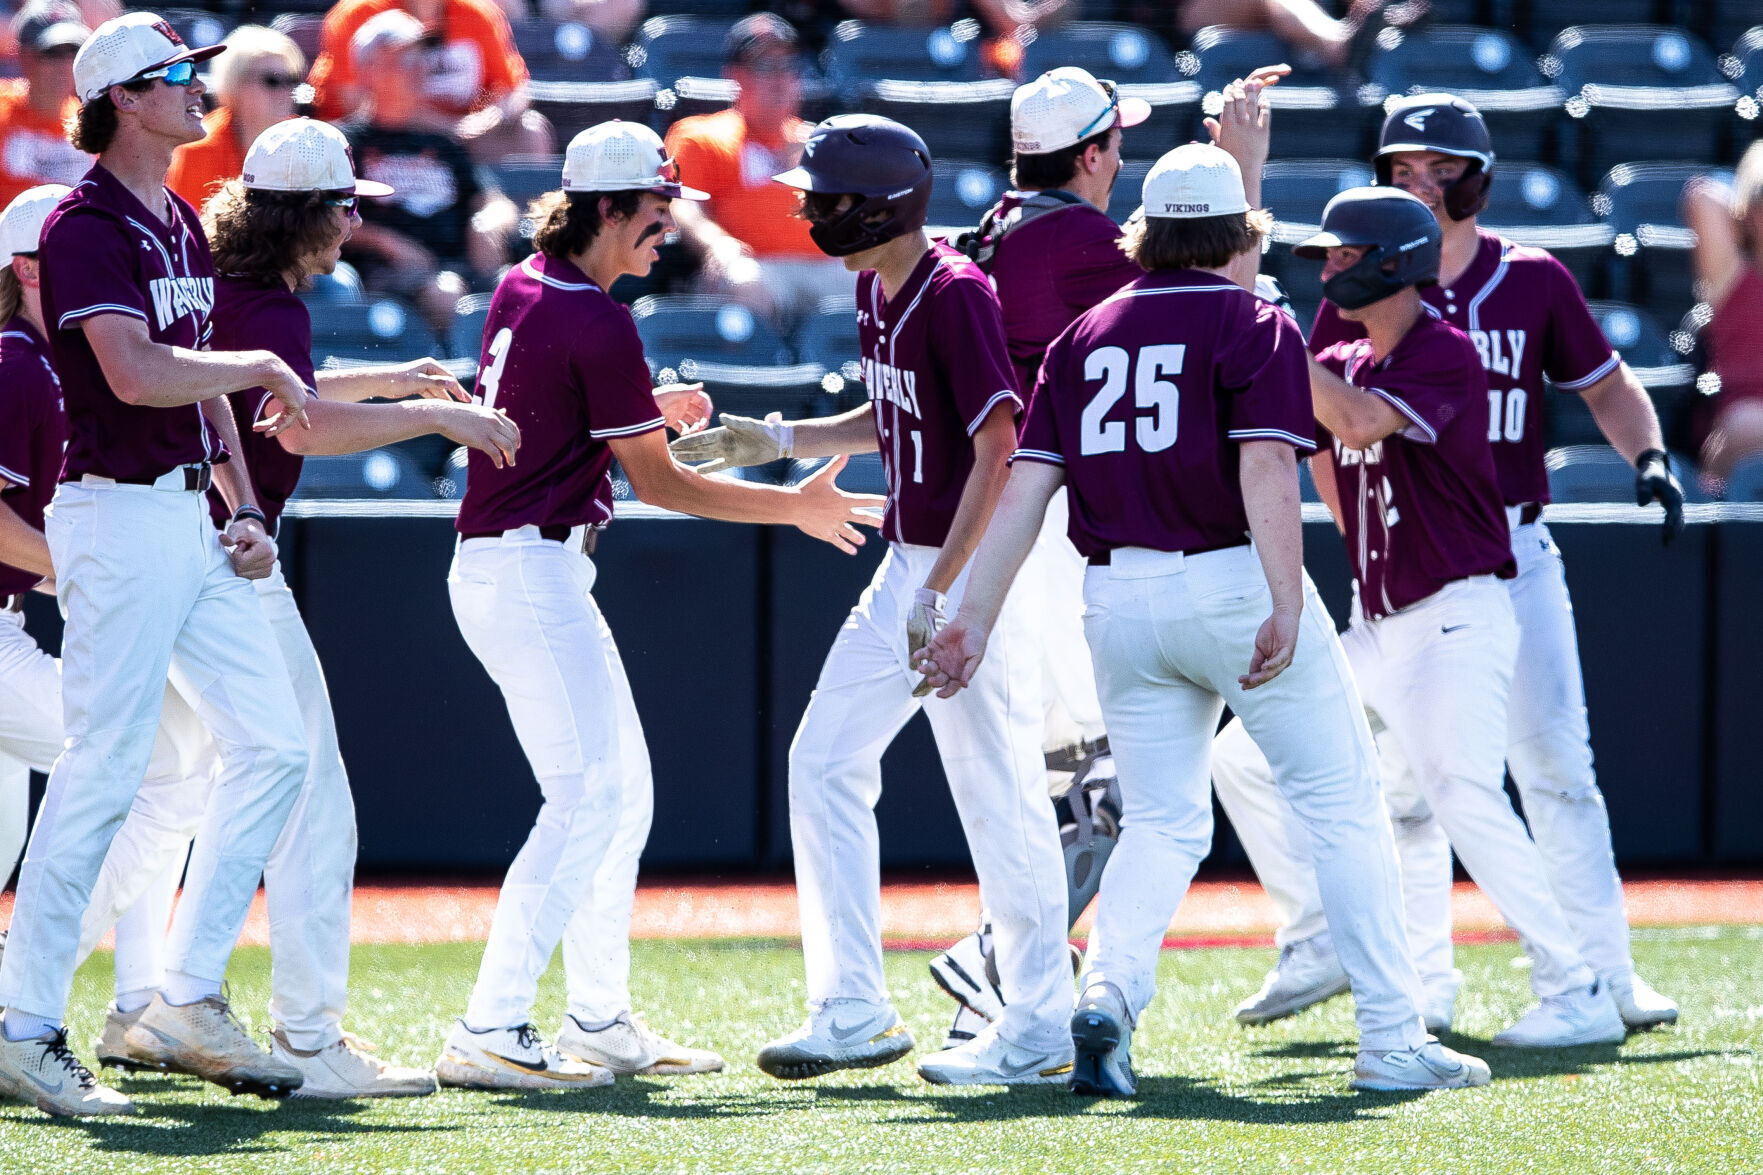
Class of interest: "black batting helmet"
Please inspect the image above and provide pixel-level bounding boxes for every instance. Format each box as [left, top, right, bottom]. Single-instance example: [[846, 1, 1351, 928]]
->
[[772, 114, 933, 257], [1295, 187, 1441, 311], [1374, 93, 1495, 221]]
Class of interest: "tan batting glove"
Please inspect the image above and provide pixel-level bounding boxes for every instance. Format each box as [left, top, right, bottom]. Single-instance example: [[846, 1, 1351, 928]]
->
[[907, 587, 946, 698], [668, 411, 794, 473]]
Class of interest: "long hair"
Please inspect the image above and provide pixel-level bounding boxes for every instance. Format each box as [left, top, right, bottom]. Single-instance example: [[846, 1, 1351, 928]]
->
[[0, 265, 20, 324], [529, 189, 643, 259], [203, 180, 345, 288], [1120, 209, 1273, 272]]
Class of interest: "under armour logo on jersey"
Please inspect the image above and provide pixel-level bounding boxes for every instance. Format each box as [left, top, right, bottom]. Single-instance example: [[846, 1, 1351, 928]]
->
[[1403, 107, 1436, 131]]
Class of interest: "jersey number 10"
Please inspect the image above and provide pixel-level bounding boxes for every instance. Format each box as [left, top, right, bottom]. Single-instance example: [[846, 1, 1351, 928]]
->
[[1080, 344, 1184, 457], [1487, 387, 1527, 443]]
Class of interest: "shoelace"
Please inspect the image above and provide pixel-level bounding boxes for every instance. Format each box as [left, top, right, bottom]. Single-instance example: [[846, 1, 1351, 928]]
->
[[513, 1024, 544, 1053], [40, 1030, 99, 1090]]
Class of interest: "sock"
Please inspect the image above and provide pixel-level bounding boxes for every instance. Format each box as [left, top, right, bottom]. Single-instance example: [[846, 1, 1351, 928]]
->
[[161, 971, 222, 1007], [2, 1010, 58, 1041], [115, 988, 155, 1015]]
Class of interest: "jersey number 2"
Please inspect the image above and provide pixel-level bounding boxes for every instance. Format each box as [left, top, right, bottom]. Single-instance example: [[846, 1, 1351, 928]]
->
[[477, 327, 514, 409], [1080, 345, 1183, 456]]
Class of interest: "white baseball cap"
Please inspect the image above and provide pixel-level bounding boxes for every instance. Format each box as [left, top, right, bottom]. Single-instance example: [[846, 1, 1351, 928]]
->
[[73, 11, 224, 103], [1011, 66, 1150, 155], [350, 9, 425, 68], [561, 121, 708, 200], [1141, 143, 1249, 219], [0, 183, 71, 255], [242, 118, 394, 197]]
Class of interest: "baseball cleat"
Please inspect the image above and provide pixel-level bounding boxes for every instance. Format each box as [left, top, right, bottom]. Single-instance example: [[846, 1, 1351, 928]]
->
[[929, 930, 1005, 1022], [1233, 933, 1351, 1025], [436, 1021, 614, 1091], [917, 1022, 1074, 1086], [94, 1004, 163, 1073], [756, 1000, 914, 1081], [942, 1004, 989, 1051], [556, 1011, 724, 1076], [272, 1029, 438, 1099], [1491, 981, 1627, 1048], [1421, 969, 1463, 1035], [125, 994, 303, 1097], [1607, 973, 1679, 1030], [1069, 983, 1136, 1098], [1350, 1040, 1491, 1091], [0, 1028, 135, 1117]]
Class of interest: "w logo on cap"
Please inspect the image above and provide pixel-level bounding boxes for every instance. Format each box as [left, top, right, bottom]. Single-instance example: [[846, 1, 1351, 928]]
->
[[151, 18, 185, 45]]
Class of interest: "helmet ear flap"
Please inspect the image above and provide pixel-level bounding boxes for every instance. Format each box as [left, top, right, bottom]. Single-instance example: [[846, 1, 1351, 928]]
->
[[1441, 162, 1491, 221]]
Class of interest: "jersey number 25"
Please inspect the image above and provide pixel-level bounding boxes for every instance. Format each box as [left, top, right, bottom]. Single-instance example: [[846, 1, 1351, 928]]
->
[[1080, 345, 1183, 457]]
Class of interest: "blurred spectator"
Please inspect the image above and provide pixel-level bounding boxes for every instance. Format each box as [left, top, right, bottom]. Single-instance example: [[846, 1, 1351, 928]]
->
[[308, 0, 551, 164], [534, 0, 645, 44], [165, 26, 304, 212], [0, 3, 89, 207], [1684, 143, 1763, 493], [1108, 0, 1426, 69], [0, 0, 111, 58], [339, 9, 519, 335], [665, 14, 850, 327]]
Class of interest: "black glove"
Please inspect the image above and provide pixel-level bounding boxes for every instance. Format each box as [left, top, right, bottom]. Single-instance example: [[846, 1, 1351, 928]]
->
[[1634, 448, 1685, 546]]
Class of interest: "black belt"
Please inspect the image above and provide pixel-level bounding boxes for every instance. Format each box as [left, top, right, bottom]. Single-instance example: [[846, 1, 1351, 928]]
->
[[1089, 538, 1250, 566], [1517, 502, 1542, 526], [461, 524, 598, 555], [115, 463, 212, 492]]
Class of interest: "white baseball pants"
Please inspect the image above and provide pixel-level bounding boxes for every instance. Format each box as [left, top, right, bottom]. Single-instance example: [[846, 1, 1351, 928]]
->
[[76, 563, 361, 1050], [449, 528, 654, 1031], [1020, 489, 1106, 750], [1215, 523, 1637, 988], [0, 481, 307, 1023], [1075, 545, 1426, 1052], [0, 607, 62, 884], [788, 541, 1071, 1049]]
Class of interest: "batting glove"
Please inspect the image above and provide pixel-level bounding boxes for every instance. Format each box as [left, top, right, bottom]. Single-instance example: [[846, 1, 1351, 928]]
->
[[668, 411, 793, 473], [1634, 448, 1685, 546], [908, 587, 946, 698]]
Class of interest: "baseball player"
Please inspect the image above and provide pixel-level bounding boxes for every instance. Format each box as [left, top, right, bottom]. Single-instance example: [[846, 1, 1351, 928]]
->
[[930, 63, 1287, 1049], [0, 13, 317, 1117], [1215, 93, 1682, 1035], [435, 120, 880, 1091], [673, 113, 1075, 1088], [68, 118, 519, 1099], [915, 144, 1490, 1096]]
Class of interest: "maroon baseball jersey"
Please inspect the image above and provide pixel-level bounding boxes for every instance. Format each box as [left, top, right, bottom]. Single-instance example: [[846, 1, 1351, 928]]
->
[[1014, 270, 1313, 558], [858, 240, 1020, 547], [203, 274, 318, 533], [0, 316, 67, 594], [1310, 230, 1617, 506], [39, 165, 222, 483], [456, 254, 663, 535], [984, 196, 1142, 395], [1313, 312, 1516, 619]]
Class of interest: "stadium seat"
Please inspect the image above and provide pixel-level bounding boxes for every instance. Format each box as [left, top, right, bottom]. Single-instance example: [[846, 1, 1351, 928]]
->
[[451, 292, 494, 365], [1545, 443, 1705, 502], [1595, 160, 1728, 315], [1728, 27, 1763, 107], [1020, 22, 1178, 84], [1543, 26, 1741, 187], [1367, 25, 1564, 161], [678, 361, 845, 426], [1482, 162, 1614, 293], [306, 299, 439, 367], [512, 19, 627, 82], [270, 14, 325, 64], [632, 15, 743, 85], [1258, 159, 1376, 307], [630, 295, 795, 369], [1103, 160, 1153, 222], [1520, 0, 1669, 50], [308, 263, 365, 304], [795, 295, 861, 370], [1545, 301, 1695, 444], [823, 20, 988, 87], [925, 160, 1006, 235], [1185, 27, 1372, 159], [1723, 454, 1763, 501], [862, 79, 1014, 161], [526, 79, 659, 144], [288, 450, 435, 500], [489, 154, 563, 210], [644, 0, 750, 16]]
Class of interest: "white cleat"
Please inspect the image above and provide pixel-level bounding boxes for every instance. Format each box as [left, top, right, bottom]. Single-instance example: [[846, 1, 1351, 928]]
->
[[1421, 969, 1463, 1035], [1351, 1039, 1492, 1091], [928, 930, 1005, 1022], [125, 994, 303, 1097], [555, 1011, 724, 1076], [1069, 983, 1137, 1098], [93, 1004, 162, 1073], [0, 1027, 135, 1117], [942, 1004, 989, 1051], [1492, 982, 1628, 1048], [756, 1000, 914, 1081], [435, 1021, 613, 1091], [1233, 933, 1351, 1025], [272, 1029, 437, 1099], [917, 1022, 1074, 1086], [1607, 972, 1679, 1030]]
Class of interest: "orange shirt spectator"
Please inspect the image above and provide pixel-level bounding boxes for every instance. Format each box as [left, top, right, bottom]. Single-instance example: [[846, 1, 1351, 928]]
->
[[165, 107, 244, 211], [308, 0, 526, 123], [0, 79, 85, 207], [666, 109, 819, 260], [165, 26, 306, 212]]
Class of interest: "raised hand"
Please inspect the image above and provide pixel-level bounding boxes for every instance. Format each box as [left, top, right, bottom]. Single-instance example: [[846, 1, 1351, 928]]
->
[[655, 382, 714, 435], [791, 454, 884, 554]]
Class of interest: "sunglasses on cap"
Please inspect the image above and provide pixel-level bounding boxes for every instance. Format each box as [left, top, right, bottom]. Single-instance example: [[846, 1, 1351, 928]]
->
[[1073, 79, 1124, 143], [134, 59, 198, 88]]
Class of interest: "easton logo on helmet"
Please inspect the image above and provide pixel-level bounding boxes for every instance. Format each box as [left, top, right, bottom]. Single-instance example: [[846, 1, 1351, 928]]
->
[[1398, 237, 1430, 250], [1403, 108, 1434, 131]]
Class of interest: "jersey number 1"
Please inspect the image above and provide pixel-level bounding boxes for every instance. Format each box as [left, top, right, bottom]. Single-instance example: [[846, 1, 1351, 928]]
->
[[1080, 345, 1183, 456], [477, 327, 514, 409]]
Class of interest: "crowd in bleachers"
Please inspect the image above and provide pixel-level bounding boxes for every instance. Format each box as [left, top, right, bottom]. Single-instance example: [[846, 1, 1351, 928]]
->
[[1, 0, 1759, 501]]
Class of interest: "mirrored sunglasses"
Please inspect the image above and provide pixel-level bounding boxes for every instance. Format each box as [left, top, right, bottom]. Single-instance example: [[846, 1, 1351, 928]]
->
[[321, 193, 359, 215], [135, 59, 198, 88]]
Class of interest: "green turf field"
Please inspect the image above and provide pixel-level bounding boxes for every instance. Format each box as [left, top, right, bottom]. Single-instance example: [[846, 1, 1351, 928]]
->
[[1, 928, 1759, 1173]]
